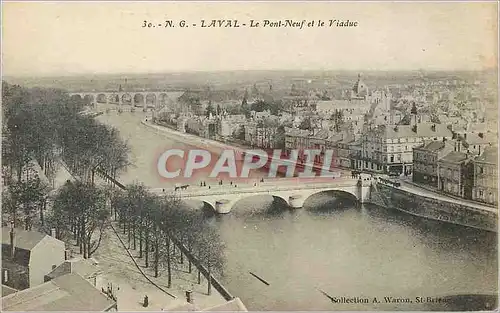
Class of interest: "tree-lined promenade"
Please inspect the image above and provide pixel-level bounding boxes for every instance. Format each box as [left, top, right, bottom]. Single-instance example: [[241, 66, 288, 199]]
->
[[2, 82, 225, 296]]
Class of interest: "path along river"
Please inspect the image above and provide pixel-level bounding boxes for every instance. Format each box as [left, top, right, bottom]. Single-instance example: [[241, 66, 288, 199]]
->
[[96, 111, 497, 311]]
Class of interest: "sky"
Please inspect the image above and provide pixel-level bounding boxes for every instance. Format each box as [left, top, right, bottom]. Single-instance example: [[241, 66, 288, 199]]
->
[[2, 1, 498, 76]]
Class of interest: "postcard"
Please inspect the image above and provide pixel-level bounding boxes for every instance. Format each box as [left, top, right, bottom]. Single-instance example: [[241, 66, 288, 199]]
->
[[1, 1, 498, 311]]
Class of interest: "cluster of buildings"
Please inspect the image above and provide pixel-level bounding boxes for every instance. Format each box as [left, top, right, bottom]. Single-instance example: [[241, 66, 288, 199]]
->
[[156, 74, 497, 206], [413, 135, 497, 205], [1, 226, 117, 311]]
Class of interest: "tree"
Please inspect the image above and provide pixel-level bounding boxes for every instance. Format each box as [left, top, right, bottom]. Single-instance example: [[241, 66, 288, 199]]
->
[[411, 102, 418, 115], [205, 100, 215, 117], [274, 125, 286, 149], [191, 223, 225, 295], [4, 163, 50, 230], [50, 181, 108, 258], [299, 117, 312, 130], [331, 109, 345, 132]]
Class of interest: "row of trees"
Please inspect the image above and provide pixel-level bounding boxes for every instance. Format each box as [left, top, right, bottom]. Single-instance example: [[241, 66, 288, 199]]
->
[[111, 183, 225, 294], [2, 82, 129, 233]]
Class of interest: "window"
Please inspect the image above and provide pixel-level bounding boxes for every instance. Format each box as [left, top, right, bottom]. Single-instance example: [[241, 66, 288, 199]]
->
[[2, 269, 8, 283], [390, 156, 394, 163]]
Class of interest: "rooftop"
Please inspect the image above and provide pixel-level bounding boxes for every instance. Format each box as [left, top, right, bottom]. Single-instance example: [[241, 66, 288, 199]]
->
[[475, 146, 498, 164], [1, 273, 116, 311], [463, 133, 495, 146], [377, 122, 452, 139], [1, 228, 47, 251], [417, 140, 455, 153], [2, 285, 18, 297], [45, 258, 101, 281], [204, 297, 248, 311], [439, 151, 469, 164]]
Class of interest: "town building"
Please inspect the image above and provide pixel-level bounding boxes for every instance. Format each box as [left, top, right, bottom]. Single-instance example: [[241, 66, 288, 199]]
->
[[316, 74, 388, 117], [472, 146, 498, 205], [413, 140, 455, 187], [361, 120, 453, 174], [327, 133, 357, 169], [217, 114, 246, 138], [1, 273, 117, 311], [437, 151, 473, 199], [1, 227, 66, 291], [284, 127, 311, 152], [460, 132, 496, 156]]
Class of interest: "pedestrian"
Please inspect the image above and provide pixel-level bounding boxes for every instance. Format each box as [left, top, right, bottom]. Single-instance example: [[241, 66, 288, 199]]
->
[[230, 181, 233, 185], [200, 182, 203, 187], [208, 186, 211, 189], [143, 295, 149, 307]]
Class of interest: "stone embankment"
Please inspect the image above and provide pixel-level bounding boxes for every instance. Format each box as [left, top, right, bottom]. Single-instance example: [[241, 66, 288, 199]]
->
[[372, 183, 497, 232]]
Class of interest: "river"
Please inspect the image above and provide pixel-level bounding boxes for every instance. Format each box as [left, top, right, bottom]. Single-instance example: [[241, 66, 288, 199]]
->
[[96, 111, 497, 311]]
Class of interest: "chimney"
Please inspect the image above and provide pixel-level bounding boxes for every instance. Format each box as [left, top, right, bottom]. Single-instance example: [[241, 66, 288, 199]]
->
[[51, 228, 56, 239], [9, 222, 15, 259]]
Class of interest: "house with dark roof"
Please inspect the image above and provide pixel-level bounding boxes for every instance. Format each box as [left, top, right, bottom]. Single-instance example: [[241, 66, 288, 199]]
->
[[472, 146, 498, 205], [437, 151, 474, 199], [413, 140, 454, 187], [1, 227, 65, 291], [1, 273, 117, 311], [461, 132, 496, 156]]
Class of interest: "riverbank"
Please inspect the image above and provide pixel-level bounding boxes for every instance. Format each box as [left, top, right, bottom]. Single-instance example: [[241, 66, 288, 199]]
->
[[142, 119, 247, 158], [372, 182, 497, 232]]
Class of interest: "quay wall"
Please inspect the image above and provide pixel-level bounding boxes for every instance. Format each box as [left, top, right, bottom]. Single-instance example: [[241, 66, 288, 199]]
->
[[372, 183, 497, 232]]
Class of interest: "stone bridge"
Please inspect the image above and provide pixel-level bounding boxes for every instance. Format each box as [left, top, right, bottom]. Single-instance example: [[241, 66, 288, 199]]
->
[[68, 91, 185, 109], [151, 177, 372, 214]]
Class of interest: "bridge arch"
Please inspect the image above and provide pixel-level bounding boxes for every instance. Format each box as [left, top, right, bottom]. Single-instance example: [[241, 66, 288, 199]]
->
[[145, 93, 157, 107], [134, 93, 144, 106], [121, 93, 132, 105], [108, 94, 119, 104], [70, 94, 83, 101], [96, 93, 107, 103], [83, 94, 95, 105], [303, 189, 358, 205], [159, 93, 169, 106]]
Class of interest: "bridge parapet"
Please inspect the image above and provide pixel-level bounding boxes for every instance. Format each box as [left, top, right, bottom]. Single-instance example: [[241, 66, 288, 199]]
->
[[150, 179, 360, 198], [150, 178, 371, 214]]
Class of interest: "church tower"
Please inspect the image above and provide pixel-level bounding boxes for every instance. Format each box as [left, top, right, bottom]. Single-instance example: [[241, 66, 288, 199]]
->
[[351, 73, 369, 100]]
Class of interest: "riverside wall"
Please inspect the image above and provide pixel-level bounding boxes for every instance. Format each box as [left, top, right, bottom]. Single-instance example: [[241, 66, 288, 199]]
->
[[371, 183, 497, 232]]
